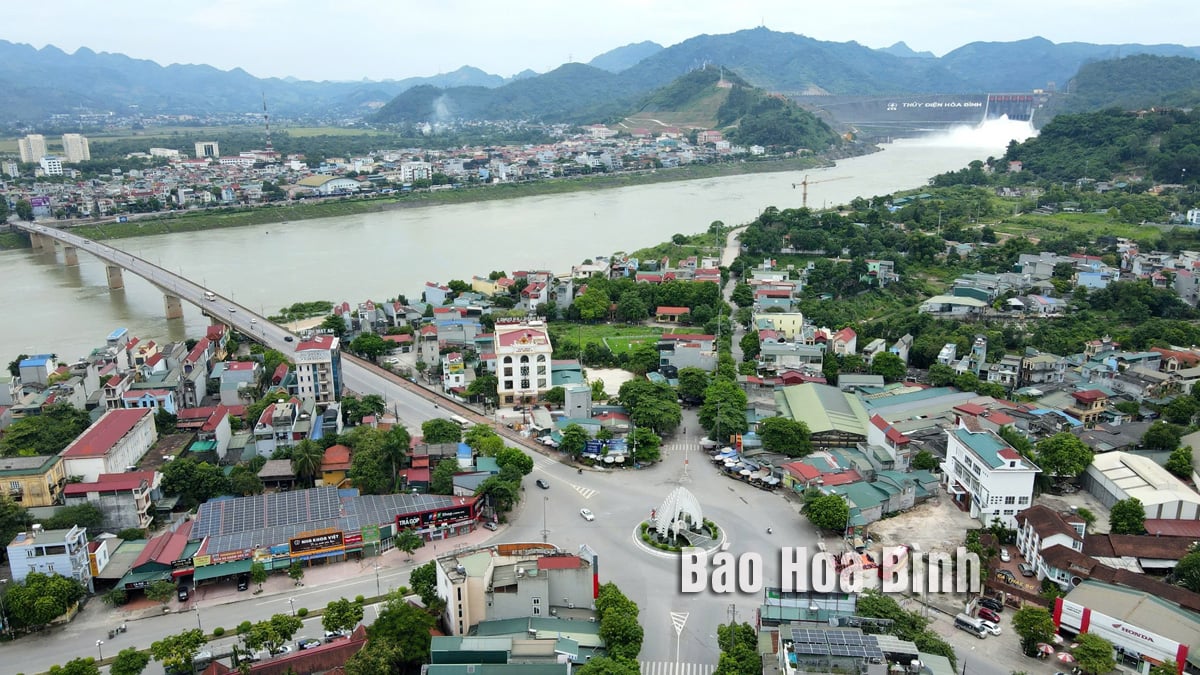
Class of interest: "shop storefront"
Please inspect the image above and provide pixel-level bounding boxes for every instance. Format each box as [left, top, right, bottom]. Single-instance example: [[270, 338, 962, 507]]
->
[[394, 500, 479, 542], [1055, 596, 1189, 675]]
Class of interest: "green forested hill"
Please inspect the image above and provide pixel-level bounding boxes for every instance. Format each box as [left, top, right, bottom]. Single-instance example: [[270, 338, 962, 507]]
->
[[1058, 54, 1200, 113]]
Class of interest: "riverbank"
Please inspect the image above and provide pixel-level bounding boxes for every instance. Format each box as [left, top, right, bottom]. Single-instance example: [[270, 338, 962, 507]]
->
[[0, 148, 868, 251]]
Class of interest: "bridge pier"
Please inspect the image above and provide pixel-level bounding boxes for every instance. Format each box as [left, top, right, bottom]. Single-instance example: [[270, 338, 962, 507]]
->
[[163, 294, 184, 320], [30, 232, 48, 250], [106, 265, 125, 290], [62, 244, 79, 267]]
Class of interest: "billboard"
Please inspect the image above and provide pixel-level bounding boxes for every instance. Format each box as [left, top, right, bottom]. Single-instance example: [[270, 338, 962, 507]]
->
[[362, 525, 381, 543], [396, 505, 475, 530], [1055, 597, 1187, 672], [289, 531, 344, 556]]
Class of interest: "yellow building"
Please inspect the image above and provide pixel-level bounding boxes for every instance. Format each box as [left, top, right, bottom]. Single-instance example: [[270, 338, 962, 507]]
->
[[0, 454, 67, 507], [321, 444, 352, 488], [754, 311, 805, 340]]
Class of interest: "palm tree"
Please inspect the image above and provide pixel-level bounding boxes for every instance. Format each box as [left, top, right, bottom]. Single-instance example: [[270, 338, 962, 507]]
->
[[291, 439, 324, 487]]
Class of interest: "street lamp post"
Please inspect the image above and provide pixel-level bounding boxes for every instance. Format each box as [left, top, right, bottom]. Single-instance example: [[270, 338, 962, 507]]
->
[[0, 579, 8, 637], [288, 597, 296, 617], [196, 606, 202, 632], [541, 496, 549, 543], [96, 639, 104, 661], [374, 565, 382, 598]]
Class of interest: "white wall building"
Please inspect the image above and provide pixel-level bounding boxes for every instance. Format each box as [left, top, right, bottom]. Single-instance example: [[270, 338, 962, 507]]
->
[[400, 161, 433, 182], [61, 134, 91, 163], [18, 134, 47, 163], [194, 141, 220, 158], [58, 408, 157, 482], [39, 156, 63, 176], [941, 417, 1040, 528], [493, 320, 553, 406], [1083, 451, 1200, 520], [7, 525, 93, 593], [293, 335, 342, 404]]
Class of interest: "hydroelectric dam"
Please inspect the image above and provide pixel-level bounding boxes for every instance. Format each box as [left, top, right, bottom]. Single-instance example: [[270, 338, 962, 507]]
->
[[792, 92, 1051, 139]]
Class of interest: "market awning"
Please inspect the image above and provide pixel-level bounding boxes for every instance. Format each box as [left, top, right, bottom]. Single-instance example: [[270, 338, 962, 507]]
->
[[118, 568, 170, 590], [193, 558, 253, 582]]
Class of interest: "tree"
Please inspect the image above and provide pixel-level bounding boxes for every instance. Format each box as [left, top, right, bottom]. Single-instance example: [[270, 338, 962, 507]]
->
[[676, 367, 710, 404], [1142, 421, 1183, 451], [110, 647, 151, 675], [160, 457, 230, 506], [630, 427, 662, 464], [594, 583, 643, 661], [1011, 605, 1056, 654], [477, 475, 521, 512], [1150, 662, 1180, 675], [319, 314, 347, 337], [543, 386, 566, 406], [430, 458, 459, 495], [629, 395, 682, 435], [1073, 633, 1116, 675], [495, 447, 534, 476], [698, 379, 749, 440], [409, 561, 439, 607], [730, 283, 753, 307], [0, 403, 92, 456], [870, 352, 907, 382], [47, 658, 100, 675], [15, 199, 33, 222], [615, 291, 648, 323], [250, 561, 267, 592], [243, 613, 303, 656], [1035, 432, 1095, 478], [927, 363, 957, 387], [365, 590, 436, 668], [806, 494, 850, 532], [154, 408, 178, 434], [4, 572, 86, 630], [1109, 497, 1147, 535], [39, 502, 104, 530], [228, 465, 265, 496], [911, 450, 939, 471], [715, 622, 760, 675], [1173, 549, 1200, 592], [395, 529, 424, 561], [349, 333, 390, 361], [145, 580, 176, 605], [150, 628, 206, 673], [625, 342, 660, 375], [757, 416, 813, 457], [576, 656, 642, 675], [422, 418, 462, 444], [323, 597, 365, 634], [574, 286, 611, 322], [1167, 446, 1194, 479], [466, 374, 498, 404], [739, 331, 760, 361], [560, 423, 590, 457], [103, 587, 128, 606], [290, 439, 324, 487], [287, 561, 305, 585]]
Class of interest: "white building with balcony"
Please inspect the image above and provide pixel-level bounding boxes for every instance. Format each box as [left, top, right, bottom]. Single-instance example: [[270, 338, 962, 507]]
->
[[941, 417, 1040, 528], [494, 320, 553, 406], [293, 335, 342, 404], [63, 471, 160, 530], [7, 524, 93, 592], [59, 408, 157, 483]]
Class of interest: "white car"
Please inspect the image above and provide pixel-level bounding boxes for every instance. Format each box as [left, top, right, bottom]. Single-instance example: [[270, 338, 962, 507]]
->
[[979, 619, 1002, 636], [999, 547, 1011, 562], [579, 508, 595, 521]]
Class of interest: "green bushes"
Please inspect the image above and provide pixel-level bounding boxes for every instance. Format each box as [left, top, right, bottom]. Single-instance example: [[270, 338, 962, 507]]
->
[[297, 608, 309, 617], [237, 621, 252, 634], [355, 595, 365, 604], [212, 627, 225, 637]]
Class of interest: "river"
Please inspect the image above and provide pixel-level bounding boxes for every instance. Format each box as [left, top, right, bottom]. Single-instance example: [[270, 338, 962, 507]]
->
[[1, 119, 1034, 363]]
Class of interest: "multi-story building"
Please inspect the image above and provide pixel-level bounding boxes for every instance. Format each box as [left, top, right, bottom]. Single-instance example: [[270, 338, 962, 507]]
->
[[434, 544, 596, 636], [293, 335, 342, 404], [657, 333, 717, 373], [0, 455, 67, 507], [59, 408, 157, 483], [442, 352, 468, 393], [1065, 389, 1108, 427], [17, 134, 47, 163], [61, 134, 91, 163], [39, 156, 63, 176], [1014, 504, 1086, 589], [194, 141, 220, 158], [252, 396, 315, 457], [494, 320, 553, 406], [7, 524, 93, 592], [63, 471, 160, 530], [941, 417, 1040, 528]]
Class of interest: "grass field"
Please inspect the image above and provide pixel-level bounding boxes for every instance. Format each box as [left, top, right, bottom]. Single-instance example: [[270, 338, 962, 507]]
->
[[549, 322, 684, 355]]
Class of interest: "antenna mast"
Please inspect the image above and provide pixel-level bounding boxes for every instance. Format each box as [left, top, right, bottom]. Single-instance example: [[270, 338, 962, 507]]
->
[[262, 91, 274, 156]]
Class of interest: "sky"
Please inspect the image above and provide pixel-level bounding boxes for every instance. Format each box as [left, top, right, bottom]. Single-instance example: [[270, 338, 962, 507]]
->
[[4, 0, 1197, 82]]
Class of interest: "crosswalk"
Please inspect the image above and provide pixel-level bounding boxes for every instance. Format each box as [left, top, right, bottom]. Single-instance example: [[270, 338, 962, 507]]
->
[[574, 484, 597, 500], [639, 661, 715, 675], [530, 458, 597, 499], [662, 441, 703, 456]]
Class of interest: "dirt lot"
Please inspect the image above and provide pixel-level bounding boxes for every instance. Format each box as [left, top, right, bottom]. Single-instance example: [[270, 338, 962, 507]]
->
[[864, 497, 979, 555]]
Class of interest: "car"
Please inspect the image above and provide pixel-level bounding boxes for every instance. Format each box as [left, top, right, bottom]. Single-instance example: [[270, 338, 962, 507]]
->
[[324, 629, 349, 643], [228, 306, 236, 313], [977, 607, 1001, 623], [995, 569, 1018, 585], [979, 597, 1004, 613], [298, 638, 321, 650], [237, 574, 249, 591], [482, 521, 499, 531], [194, 651, 214, 666], [979, 619, 1002, 636], [536, 479, 549, 489], [999, 547, 1011, 562], [272, 645, 294, 656], [1018, 562, 1035, 577], [580, 508, 595, 521], [177, 585, 190, 601], [250, 318, 257, 324], [284, 336, 294, 342]]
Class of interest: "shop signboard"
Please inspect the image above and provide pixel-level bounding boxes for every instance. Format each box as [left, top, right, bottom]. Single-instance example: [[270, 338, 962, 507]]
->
[[192, 554, 212, 568], [289, 531, 344, 555], [210, 549, 252, 564], [344, 532, 363, 546], [362, 525, 381, 543]]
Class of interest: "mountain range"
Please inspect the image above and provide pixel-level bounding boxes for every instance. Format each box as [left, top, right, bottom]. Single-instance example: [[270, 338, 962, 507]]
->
[[1, 29, 1198, 123]]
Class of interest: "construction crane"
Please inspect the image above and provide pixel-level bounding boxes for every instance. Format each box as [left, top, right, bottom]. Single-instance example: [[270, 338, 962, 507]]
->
[[791, 174, 852, 208]]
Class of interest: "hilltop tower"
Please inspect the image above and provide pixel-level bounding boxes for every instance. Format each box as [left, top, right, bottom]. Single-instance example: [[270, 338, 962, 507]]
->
[[262, 92, 274, 157]]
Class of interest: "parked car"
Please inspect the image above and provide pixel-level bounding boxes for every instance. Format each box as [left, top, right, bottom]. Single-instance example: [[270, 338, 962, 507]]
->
[[979, 620, 1002, 636], [995, 569, 1018, 585], [580, 508, 595, 521], [298, 638, 321, 650], [237, 574, 250, 591], [999, 547, 1011, 562], [482, 521, 499, 531], [979, 597, 1004, 613], [177, 585, 189, 601], [1018, 562, 1035, 577], [284, 336, 294, 342], [536, 479, 549, 489], [977, 607, 1001, 623]]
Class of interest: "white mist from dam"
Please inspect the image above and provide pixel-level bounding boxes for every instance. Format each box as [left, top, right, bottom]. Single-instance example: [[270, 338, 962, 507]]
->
[[2, 119, 1036, 362]]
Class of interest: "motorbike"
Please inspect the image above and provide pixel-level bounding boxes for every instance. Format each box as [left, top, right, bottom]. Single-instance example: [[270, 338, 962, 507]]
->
[[766, 527, 773, 534]]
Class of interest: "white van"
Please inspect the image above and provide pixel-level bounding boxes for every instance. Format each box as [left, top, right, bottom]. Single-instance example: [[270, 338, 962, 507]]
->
[[954, 613, 987, 639], [204, 291, 216, 301]]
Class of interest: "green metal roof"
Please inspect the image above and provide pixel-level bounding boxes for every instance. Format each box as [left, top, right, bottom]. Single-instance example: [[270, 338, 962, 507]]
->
[[775, 384, 868, 438], [952, 427, 1011, 469], [117, 568, 170, 589], [193, 557, 253, 581]]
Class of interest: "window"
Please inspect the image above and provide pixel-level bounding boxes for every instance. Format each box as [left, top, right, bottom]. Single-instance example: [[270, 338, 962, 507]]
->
[[504, 380, 513, 390], [8, 481, 19, 490], [532, 607, 541, 615], [1018, 496, 1029, 505], [457, 587, 462, 601], [504, 367, 512, 377], [521, 379, 530, 390], [1004, 496, 1016, 505], [532, 597, 541, 605], [1003, 509, 1014, 516]]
